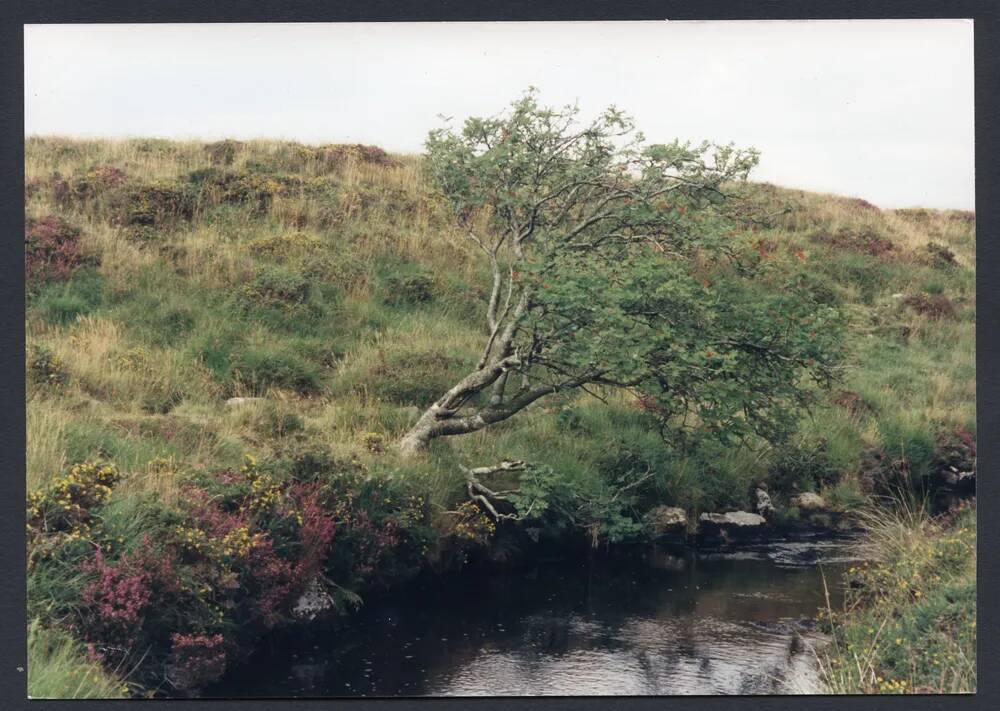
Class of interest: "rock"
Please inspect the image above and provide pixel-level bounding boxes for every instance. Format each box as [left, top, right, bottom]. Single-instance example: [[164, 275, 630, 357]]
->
[[697, 511, 767, 544], [292, 577, 335, 622], [225, 396, 264, 407], [755, 488, 775, 518], [647, 506, 688, 536], [790, 492, 826, 511], [699, 511, 767, 527]]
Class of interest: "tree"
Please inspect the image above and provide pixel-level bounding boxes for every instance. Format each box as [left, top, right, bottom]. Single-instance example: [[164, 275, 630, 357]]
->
[[398, 90, 842, 457]]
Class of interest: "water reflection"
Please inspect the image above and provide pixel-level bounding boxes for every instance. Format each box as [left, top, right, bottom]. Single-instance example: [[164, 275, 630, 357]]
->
[[208, 543, 857, 697]]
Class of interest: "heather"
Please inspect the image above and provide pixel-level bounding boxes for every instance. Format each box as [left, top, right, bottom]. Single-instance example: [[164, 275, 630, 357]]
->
[[25, 130, 974, 695]]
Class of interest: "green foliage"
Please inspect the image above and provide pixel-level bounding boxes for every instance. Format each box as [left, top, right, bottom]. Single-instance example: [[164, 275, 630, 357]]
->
[[820, 503, 976, 694], [239, 265, 311, 310], [111, 180, 197, 228], [28, 621, 128, 699], [365, 349, 471, 406], [419, 90, 845, 453], [379, 265, 435, 306], [33, 270, 105, 325], [230, 346, 323, 395], [768, 436, 839, 495], [28, 344, 69, 390], [22, 133, 975, 695]]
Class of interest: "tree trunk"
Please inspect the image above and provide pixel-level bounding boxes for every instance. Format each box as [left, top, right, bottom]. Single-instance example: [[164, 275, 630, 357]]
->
[[397, 402, 488, 458], [397, 414, 437, 457]]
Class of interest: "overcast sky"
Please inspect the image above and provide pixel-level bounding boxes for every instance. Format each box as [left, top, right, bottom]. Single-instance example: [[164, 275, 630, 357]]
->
[[24, 21, 974, 210]]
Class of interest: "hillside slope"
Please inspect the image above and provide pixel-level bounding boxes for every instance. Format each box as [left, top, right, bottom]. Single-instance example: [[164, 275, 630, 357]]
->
[[26, 137, 975, 505], [25, 137, 975, 695]]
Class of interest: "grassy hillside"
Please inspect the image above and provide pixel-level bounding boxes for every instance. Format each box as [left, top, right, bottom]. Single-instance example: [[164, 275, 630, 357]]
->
[[24, 136, 975, 695]]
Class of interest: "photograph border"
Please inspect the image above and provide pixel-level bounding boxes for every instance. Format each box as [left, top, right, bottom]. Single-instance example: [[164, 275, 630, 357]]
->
[[2, 2, 996, 710]]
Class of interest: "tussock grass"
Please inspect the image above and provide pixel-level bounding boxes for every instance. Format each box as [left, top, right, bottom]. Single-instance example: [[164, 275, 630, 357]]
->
[[24, 137, 975, 695], [818, 499, 976, 694], [28, 620, 129, 699], [24, 137, 975, 508]]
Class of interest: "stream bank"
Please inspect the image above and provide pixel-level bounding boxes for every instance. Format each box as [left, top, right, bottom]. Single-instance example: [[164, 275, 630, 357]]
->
[[206, 529, 871, 697]]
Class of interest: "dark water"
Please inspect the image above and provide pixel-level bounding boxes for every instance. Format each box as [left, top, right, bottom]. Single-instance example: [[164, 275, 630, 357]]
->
[[207, 540, 863, 697]]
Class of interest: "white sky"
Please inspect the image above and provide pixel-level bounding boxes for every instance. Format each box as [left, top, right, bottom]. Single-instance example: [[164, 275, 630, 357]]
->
[[25, 20, 974, 210]]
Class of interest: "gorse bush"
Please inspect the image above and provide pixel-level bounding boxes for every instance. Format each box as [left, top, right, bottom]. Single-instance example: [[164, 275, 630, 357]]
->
[[23, 132, 975, 696], [28, 344, 69, 391], [200, 171, 301, 215], [27, 461, 120, 563], [111, 180, 197, 228], [820, 501, 976, 694], [27, 454, 439, 693]]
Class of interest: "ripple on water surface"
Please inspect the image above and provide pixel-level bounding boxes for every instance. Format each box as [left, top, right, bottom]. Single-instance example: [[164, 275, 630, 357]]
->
[[206, 544, 854, 698]]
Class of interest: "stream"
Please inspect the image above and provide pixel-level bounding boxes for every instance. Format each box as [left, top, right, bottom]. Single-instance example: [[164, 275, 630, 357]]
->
[[206, 538, 866, 697]]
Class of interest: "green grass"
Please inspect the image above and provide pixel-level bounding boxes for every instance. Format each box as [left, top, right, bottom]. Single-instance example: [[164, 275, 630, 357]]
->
[[23, 136, 976, 518], [24, 137, 976, 695], [28, 621, 129, 699], [819, 500, 976, 694]]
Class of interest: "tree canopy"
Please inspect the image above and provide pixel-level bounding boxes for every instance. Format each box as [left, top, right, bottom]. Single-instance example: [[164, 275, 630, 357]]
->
[[398, 90, 843, 456]]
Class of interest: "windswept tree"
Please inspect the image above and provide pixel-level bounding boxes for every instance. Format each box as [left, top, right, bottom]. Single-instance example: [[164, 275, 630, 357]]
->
[[398, 91, 842, 457]]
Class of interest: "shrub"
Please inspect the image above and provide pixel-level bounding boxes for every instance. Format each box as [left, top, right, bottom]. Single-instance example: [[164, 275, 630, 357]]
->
[[27, 462, 120, 557], [768, 437, 838, 494], [166, 633, 228, 691], [810, 227, 895, 257], [197, 171, 302, 215], [237, 266, 312, 313], [230, 347, 322, 395], [111, 180, 197, 228], [902, 293, 956, 320], [362, 431, 386, 454], [926, 242, 958, 268], [243, 231, 323, 261], [28, 344, 69, 391], [442, 501, 497, 546], [63, 165, 129, 202], [312, 143, 399, 170], [381, 270, 435, 306], [25, 216, 93, 284], [76, 537, 179, 669], [203, 140, 245, 165]]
